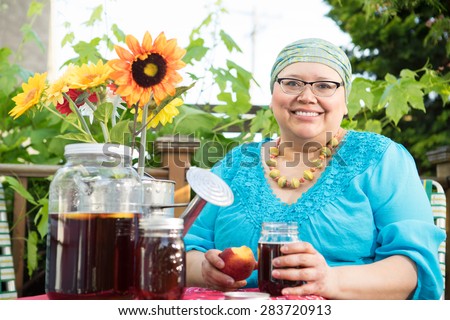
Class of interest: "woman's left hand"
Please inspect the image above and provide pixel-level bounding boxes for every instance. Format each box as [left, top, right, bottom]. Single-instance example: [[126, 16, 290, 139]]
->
[[271, 241, 335, 297]]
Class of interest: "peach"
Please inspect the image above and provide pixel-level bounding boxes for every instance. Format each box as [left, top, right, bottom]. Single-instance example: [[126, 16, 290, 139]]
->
[[218, 246, 257, 281]]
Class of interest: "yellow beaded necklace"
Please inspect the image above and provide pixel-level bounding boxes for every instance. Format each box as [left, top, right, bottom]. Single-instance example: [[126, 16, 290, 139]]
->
[[266, 133, 341, 189]]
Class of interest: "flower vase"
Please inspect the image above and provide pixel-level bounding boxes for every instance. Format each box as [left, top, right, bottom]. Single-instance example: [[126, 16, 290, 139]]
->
[[46, 143, 142, 299]]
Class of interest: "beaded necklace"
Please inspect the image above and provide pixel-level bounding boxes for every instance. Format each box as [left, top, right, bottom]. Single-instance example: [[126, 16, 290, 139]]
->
[[266, 133, 341, 189]]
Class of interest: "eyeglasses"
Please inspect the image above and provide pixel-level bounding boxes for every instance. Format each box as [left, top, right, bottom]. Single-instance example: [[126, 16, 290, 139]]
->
[[276, 78, 343, 97]]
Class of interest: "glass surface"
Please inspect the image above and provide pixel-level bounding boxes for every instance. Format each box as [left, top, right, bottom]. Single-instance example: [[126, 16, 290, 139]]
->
[[258, 222, 303, 296]]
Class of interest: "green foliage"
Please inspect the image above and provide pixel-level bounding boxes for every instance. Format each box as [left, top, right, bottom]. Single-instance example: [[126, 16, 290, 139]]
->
[[164, 0, 267, 160], [325, 0, 450, 174]]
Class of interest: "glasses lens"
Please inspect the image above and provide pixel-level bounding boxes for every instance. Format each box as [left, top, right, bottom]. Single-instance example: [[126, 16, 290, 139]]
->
[[311, 82, 338, 97], [280, 79, 304, 94]]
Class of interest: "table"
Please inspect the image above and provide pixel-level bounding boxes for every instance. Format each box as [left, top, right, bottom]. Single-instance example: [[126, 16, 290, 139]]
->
[[18, 287, 325, 300]]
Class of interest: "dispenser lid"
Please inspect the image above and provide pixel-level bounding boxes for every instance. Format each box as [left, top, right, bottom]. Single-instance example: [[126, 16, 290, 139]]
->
[[186, 166, 234, 207], [65, 143, 132, 157]]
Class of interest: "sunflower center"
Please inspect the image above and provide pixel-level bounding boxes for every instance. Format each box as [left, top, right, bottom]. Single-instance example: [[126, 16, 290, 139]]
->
[[25, 88, 38, 103], [132, 54, 167, 88], [144, 63, 158, 77]]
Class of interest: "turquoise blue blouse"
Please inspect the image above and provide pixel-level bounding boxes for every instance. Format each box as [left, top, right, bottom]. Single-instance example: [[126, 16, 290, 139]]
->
[[184, 131, 445, 299]]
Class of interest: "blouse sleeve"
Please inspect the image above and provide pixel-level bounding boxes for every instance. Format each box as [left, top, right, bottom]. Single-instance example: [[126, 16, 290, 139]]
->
[[367, 142, 446, 299]]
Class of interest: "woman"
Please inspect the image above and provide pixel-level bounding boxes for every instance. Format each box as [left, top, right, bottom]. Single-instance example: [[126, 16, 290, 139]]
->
[[184, 38, 445, 299]]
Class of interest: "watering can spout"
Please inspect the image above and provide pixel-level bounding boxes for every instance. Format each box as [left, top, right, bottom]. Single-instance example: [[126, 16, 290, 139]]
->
[[180, 167, 234, 235]]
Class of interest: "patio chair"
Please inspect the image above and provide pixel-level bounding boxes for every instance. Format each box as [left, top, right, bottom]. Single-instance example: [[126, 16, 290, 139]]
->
[[0, 183, 17, 299], [422, 179, 447, 299]]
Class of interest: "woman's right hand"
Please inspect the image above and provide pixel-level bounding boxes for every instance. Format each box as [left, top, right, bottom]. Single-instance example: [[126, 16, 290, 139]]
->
[[200, 249, 248, 291]]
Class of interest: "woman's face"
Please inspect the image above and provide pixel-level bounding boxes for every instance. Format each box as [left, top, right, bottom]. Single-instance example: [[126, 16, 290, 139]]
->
[[271, 62, 347, 142]]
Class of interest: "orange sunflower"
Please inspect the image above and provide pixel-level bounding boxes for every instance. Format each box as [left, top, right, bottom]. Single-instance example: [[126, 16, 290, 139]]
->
[[107, 31, 186, 107]]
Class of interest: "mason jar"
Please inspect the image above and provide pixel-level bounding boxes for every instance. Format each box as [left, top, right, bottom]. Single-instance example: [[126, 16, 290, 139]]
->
[[258, 221, 303, 296], [135, 217, 185, 300], [46, 143, 142, 299]]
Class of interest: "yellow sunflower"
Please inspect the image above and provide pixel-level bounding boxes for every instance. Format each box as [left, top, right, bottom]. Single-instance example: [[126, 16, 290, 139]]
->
[[108, 31, 186, 107], [45, 65, 74, 106], [9, 72, 47, 119], [69, 60, 113, 90], [138, 97, 184, 128]]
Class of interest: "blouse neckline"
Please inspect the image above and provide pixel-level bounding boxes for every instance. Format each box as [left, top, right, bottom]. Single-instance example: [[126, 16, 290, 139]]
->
[[257, 130, 351, 206]]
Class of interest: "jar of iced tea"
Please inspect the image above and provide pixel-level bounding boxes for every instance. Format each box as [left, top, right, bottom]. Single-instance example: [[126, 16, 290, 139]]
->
[[258, 221, 303, 296], [46, 143, 142, 299], [135, 217, 185, 300]]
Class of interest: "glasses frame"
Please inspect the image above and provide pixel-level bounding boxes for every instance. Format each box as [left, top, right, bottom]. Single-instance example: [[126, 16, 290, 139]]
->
[[276, 78, 344, 97]]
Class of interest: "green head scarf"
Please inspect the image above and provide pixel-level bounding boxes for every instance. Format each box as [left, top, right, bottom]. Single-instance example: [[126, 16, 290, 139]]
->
[[270, 38, 352, 101]]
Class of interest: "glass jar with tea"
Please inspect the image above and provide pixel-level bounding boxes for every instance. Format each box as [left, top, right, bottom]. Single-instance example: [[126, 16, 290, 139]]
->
[[135, 217, 185, 300], [46, 143, 142, 299], [258, 221, 304, 296]]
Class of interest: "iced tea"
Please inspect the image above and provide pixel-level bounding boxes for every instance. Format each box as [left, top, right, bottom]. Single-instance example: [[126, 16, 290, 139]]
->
[[258, 242, 304, 296], [135, 234, 185, 300], [46, 213, 138, 299]]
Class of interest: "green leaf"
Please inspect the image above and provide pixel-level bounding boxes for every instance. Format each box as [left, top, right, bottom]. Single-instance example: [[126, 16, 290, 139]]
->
[[72, 38, 102, 64], [384, 87, 410, 124], [170, 105, 221, 134], [110, 120, 133, 145], [183, 38, 208, 64], [347, 78, 375, 118], [3, 176, 38, 205], [407, 86, 426, 111], [384, 73, 397, 84], [250, 108, 270, 133], [61, 32, 75, 47], [219, 30, 242, 53], [84, 5, 103, 27], [210, 67, 230, 91], [20, 24, 45, 53], [27, 0, 44, 17], [27, 231, 39, 276], [153, 83, 196, 113], [94, 102, 114, 125], [399, 69, 417, 80], [227, 60, 253, 87], [56, 132, 96, 143], [111, 24, 126, 43], [363, 119, 383, 133], [216, 92, 233, 105], [35, 198, 48, 238]]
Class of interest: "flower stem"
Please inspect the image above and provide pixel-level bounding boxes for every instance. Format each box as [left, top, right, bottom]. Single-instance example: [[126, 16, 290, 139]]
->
[[84, 98, 110, 143], [41, 103, 93, 140], [62, 92, 93, 136], [138, 102, 150, 178], [213, 118, 246, 132]]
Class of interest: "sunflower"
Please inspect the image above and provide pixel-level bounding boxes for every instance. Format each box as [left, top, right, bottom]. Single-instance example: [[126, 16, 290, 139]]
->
[[69, 60, 113, 90], [139, 97, 184, 128], [45, 65, 74, 106], [108, 31, 186, 107], [9, 72, 47, 119]]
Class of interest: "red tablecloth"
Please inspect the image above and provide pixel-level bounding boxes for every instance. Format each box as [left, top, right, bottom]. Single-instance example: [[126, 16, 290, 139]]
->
[[18, 287, 325, 300]]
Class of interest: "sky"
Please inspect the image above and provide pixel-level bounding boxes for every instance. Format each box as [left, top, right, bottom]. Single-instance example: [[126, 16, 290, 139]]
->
[[50, 0, 351, 106]]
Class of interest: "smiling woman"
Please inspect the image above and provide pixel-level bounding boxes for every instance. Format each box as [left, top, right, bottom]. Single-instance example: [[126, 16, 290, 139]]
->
[[183, 37, 445, 300]]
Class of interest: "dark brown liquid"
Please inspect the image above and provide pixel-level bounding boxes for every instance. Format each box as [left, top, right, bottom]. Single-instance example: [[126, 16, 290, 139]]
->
[[46, 213, 138, 299], [258, 242, 304, 296], [135, 235, 185, 300]]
